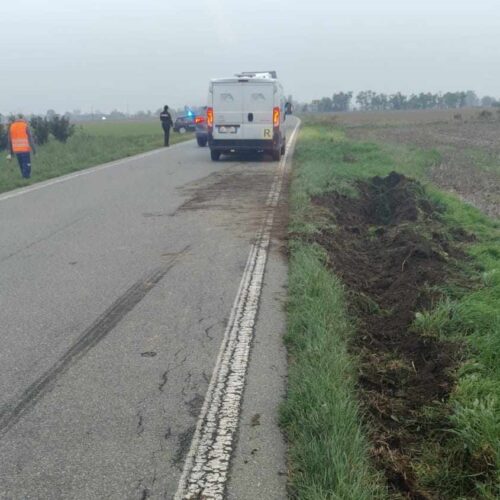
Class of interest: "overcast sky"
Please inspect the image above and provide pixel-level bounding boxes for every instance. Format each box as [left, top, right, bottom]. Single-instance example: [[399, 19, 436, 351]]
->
[[1, 0, 499, 114]]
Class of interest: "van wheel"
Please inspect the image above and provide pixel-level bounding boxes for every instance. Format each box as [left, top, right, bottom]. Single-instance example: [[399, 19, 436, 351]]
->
[[211, 150, 221, 161], [197, 137, 208, 147], [272, 148, 281, 161]]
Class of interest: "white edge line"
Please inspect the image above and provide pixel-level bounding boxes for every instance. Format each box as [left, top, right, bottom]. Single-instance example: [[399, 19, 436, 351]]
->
[[174, 120, 300, 499], [0, 138, 195, 203]]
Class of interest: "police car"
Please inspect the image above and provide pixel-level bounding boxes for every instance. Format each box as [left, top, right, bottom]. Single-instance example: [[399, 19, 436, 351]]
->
[[173, 115, 196, 133]]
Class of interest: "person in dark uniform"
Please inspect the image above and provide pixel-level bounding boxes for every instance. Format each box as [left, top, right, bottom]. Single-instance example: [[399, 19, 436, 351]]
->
[[160, 105, 173, 146]]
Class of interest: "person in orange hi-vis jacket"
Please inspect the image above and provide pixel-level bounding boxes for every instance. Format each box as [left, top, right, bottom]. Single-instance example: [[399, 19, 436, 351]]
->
[[7, 118, 37, 179]]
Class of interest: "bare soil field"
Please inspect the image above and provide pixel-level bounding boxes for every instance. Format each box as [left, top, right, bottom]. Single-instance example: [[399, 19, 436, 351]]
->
[[321, 109, 500, 218], [314, 108, 498, 126]]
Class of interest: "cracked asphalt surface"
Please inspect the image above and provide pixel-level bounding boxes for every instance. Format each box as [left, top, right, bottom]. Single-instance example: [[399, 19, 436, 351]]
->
[[0, 120, 295, 499]]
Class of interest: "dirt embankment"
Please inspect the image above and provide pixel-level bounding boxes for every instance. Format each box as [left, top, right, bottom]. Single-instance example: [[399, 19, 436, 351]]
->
[[314, 173, 470, 498], [346, 121, 500, 219]]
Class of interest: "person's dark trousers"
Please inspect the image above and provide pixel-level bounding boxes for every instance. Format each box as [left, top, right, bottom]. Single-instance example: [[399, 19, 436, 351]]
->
[[163, 127, 170, 147], [16, 152, 31, 178]]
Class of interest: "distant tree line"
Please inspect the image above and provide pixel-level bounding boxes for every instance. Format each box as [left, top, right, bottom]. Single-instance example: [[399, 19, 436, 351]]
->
[[0, 113, 75, 151], [67, 106, 197, 122], [306, 90, 500, 112]]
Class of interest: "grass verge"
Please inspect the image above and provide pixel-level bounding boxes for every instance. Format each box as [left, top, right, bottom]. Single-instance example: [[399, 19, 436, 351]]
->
[[281, 241, 385, 499], [413, 195, 500, 498], [282, 120, 500, 498], [281, 124, 386, 499], [0, 122, 193, 194]]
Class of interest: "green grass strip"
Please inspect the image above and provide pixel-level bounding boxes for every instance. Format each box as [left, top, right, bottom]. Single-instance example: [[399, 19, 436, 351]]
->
[[282, 123, 385, 498], [281, 242, 384, 499], [413, 196, 500, 498], [0, 125, 193, 194]]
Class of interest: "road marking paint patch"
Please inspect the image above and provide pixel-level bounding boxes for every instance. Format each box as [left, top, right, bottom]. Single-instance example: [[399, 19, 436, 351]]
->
[[175, 122, 300, 499]]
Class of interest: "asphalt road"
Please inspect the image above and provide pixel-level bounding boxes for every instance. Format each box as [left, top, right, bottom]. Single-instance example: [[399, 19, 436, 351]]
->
[[0, 117, 298, 499]]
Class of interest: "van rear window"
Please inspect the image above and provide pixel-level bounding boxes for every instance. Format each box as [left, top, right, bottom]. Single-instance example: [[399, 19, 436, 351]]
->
[[251, 93, 266, 101], [220, 93, 234, 102]]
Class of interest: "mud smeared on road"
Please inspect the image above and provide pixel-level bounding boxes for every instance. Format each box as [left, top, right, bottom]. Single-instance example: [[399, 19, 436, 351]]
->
[[313, 172, 467, 498], [173, 168, 279, 237], [177, 170, 273, 211]]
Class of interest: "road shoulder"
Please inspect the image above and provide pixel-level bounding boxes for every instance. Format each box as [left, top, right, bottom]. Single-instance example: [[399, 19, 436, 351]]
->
[[226, 243, 288, 499]]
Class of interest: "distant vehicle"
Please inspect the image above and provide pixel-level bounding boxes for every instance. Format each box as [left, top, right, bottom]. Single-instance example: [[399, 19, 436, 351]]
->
[[173, 115, 196, 133], [195, 107, 208, 147], [206, 71, 291, 161]]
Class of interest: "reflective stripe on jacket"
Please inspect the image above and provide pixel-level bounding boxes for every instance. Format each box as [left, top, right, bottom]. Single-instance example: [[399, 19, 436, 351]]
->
[[10, 121, 31, 153]]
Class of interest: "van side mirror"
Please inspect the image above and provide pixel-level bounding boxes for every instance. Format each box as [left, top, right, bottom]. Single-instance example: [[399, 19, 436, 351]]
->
[[285, 102, 292, 115]]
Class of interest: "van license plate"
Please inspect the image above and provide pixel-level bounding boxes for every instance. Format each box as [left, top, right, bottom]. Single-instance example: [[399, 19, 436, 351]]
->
[[219, 126, 237, 134]]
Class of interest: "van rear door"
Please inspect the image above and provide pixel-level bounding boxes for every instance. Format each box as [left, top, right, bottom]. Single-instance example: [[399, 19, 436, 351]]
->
[[212, 83, 243, 140], [242, 82, 274, 140]]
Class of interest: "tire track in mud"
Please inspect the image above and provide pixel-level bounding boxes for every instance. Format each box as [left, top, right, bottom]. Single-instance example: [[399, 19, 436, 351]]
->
[[313, 172, 470, 498]]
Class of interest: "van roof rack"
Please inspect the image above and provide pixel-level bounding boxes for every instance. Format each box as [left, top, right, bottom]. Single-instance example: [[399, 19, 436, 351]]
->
[[235, 71, 277, 79]]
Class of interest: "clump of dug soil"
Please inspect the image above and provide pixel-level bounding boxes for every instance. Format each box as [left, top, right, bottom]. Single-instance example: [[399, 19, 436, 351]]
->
[[313, 172, 468, 499]]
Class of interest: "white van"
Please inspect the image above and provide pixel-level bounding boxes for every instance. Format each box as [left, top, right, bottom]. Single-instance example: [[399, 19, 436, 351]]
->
[[207, 71, 291, 161]]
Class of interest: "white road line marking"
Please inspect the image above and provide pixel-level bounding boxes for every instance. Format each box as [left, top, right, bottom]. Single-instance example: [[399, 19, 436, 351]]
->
[[175, 122, 300, 500], [0, 139, 194, 203]]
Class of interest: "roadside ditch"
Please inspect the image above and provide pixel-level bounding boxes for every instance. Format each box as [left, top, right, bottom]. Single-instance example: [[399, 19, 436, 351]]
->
[[312, 172, 477, 498]]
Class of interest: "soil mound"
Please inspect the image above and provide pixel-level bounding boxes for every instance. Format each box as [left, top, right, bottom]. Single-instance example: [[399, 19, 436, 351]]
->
[[313, 172, 465, 498]]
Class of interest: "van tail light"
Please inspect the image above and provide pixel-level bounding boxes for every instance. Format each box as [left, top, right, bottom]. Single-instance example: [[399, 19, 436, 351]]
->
[[195, 116, 205, 124], [207, 107, 214, 129], [273, 107, 280, 128]]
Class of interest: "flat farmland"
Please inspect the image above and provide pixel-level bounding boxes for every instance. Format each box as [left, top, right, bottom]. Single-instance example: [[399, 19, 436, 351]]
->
[[330, 109, 500, 218], [81, 120, 162, 136]]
